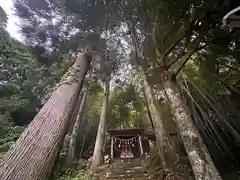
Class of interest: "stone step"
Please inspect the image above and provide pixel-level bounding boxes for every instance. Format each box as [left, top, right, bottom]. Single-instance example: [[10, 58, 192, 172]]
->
[[110, 165, 144, 169], [112, 159, 143, 166], [113, 160, 142, 164], [104, 177, 151, 180], [109, 165, 144, 171], [106, 168, 146, 175], [105, 172, 149, 179], [111, 162, 143, 167], [110, 166, 144, 170], [103, 159, 150, 180]]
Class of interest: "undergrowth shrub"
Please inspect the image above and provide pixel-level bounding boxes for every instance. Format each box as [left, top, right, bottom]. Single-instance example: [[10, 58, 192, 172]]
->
[[52, 168, 96, 180]]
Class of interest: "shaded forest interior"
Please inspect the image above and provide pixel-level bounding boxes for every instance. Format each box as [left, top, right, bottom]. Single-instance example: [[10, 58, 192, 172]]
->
[[0, 0, 240, 180]]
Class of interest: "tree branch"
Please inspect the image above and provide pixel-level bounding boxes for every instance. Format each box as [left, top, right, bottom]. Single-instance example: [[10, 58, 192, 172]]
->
[[165, 38, 192, 69], [162, 32, 187, 62], [173, 51, 196, 77], [172, 35, 204, 77]]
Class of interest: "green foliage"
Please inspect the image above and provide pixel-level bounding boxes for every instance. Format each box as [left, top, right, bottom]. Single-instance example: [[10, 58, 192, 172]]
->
[[0, 122, 25, 152], [0, 114, 25, 164], [0, 31, 39, 157], [180, 50, 240, 168], [108, 85, 150, 129], [52, 169, 95, 180], [0, 5, 7, 29], [0, 11, 71, 159]]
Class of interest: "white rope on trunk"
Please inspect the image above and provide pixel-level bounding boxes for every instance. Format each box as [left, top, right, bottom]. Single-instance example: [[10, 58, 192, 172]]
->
[[223, 6, 240, 26]]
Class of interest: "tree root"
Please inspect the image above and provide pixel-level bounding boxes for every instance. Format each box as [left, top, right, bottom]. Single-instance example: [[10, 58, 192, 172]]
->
[[143, 148, 194, 180]]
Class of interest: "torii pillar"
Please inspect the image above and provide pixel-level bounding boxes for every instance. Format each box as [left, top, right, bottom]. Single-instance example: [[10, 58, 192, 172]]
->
[[138, 134, 144, 156]]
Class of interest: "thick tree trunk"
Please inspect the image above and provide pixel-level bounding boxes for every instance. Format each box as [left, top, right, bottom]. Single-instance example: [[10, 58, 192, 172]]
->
[[67, 87, 88, 161], [61, 92, 83, 160], [90, 80, 109, 173], [0, 54, 91, 180], [143, 92, 155, 130], [142, 73, 178, 170], [163, 79, 222, 180]]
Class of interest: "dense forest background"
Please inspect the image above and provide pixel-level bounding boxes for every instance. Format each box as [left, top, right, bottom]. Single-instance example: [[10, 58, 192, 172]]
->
[[0, 0, 240, 180]]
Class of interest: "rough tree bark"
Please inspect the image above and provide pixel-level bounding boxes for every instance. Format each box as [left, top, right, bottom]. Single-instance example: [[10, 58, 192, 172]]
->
[[0, 54, 91, 180], [142, 72, 178, 171], [67, 86, 88, 162], [131, 24, 178, 173], [90, 80, 109, 173], [163, 78, 222, 180], [143, 92, 155, 130]]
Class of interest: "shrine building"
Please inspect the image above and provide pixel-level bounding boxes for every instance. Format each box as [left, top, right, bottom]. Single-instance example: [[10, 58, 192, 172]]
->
[[107, 128, 155, 160]]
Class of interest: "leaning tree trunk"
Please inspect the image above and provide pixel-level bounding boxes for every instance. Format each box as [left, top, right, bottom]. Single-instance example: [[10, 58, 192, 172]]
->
[[90, 80, 109, 173], [67, 86, 88, 162], [142, 72, 178, 171], [163, 78, 222, 180], [0, 54, 91, 180]]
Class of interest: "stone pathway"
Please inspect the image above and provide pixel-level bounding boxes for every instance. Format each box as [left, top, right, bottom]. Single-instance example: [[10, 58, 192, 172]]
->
[[103, 159, 151, 180]]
